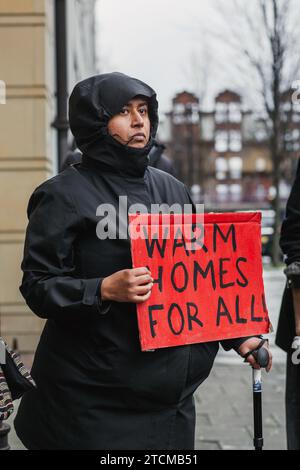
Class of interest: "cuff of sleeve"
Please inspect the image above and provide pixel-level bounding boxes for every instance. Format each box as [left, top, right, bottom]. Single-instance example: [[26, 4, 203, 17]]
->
[[284, 262, 300, 288], [221, 335, 263, 351], [95, 278, 111, 315], [82, 278, 111, 315]]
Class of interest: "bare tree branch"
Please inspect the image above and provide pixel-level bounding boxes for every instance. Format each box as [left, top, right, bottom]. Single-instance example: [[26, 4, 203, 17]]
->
[[207, 0, 298, 264]]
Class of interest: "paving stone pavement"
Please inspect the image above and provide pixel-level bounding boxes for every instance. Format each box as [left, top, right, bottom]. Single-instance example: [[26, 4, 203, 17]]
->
[[6, 268, 289, 450], [195, 268, 287, 450], [194, 362, 286, 450]]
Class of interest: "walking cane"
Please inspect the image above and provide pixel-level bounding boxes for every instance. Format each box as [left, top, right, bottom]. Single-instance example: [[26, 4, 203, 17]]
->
[[251, 344, 269, 451]]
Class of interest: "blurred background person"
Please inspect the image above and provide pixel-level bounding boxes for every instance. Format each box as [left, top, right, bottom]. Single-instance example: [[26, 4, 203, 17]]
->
[[276, 158, 300, 450]]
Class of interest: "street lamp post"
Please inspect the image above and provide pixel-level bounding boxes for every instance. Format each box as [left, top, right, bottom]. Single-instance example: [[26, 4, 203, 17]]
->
[[185, 103, 194, 190]]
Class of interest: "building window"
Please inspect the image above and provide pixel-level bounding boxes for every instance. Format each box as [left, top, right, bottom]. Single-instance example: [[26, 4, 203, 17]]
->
[[190, 108, 199, 124], [255, 128, 267, 142], [173, 114, 185, 125], [256, 184, 266, 201], [285, 129, 300, 151], [215, 131, 228, 152], [183, 103, 198, 124], [230, 184, 242, 202], [229, 102, 241, 123], [215, 102, 228, 123], [173, 102, 199, 124], [174, 103, 185, 114], [228, 156, 242, 179], [215, 157, 228, 180], [216, 184, 229, 202], [292, 112, 300, 123], [255, 158, 266, 172], [173, 103, 185, 125], [285, 131, 293, 142], [293, 142, 300, 151], [293, 129, 300, 140], [279, 180, 291, 199], [229, 130, 242, 152]]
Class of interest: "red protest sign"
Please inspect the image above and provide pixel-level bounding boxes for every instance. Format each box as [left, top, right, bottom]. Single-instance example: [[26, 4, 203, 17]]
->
[[129, 212, 271, 351]]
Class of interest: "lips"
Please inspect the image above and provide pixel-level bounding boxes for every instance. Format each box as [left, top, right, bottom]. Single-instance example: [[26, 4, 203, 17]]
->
[[132, 133, 145, 139]]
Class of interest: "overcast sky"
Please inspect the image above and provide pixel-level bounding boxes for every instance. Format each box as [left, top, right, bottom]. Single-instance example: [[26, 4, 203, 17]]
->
[[95, 0, 300, 116], [95, 0, 224, 115]]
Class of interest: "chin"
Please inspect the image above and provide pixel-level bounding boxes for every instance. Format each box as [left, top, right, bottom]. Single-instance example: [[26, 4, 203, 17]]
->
[[128, 142, 146, 149]]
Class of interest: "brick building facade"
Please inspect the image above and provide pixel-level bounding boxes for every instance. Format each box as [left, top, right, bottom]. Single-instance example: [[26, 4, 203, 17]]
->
[[159, 89, 300, 211]]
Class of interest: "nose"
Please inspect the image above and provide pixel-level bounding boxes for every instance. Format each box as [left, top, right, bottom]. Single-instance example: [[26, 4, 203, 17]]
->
[[131, 109, 144, 127]]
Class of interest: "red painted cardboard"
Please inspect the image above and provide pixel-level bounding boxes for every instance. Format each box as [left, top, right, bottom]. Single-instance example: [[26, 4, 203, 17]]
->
[[129, 212, 271, 351]]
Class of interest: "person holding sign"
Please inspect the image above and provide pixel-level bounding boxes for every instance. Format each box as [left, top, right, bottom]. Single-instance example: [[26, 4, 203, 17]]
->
[[15, 72, 271, 450]]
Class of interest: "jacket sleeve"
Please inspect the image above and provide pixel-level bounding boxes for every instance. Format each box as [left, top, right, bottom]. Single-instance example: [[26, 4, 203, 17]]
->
[[183, 183, 264, 352], [19, 182, 111, 319], [280, 159, 300, 267], [220, 336, 262, 351]]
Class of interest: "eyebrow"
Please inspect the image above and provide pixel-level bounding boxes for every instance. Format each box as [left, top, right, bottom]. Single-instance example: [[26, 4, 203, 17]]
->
[[123, 101, 148, 108]]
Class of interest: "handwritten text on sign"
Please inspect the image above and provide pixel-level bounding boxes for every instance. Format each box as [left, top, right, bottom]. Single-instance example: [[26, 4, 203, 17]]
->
[[129, 212, 271, 351]]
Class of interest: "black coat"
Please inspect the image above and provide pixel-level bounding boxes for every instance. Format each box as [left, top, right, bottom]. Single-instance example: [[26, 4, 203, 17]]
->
[[149, 143, 176, 176], [276, 159, 300, 352], [15, 73, 247, 450]]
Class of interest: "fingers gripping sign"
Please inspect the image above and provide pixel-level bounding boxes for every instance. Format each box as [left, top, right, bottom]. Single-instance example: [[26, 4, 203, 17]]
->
[[100, 266, 154, 303]]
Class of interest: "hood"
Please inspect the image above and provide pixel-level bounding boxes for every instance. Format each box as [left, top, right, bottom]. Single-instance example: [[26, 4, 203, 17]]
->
[[68, 72, 159, 177]]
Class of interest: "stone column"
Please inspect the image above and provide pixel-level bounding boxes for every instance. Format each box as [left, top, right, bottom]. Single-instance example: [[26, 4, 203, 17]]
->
[[0, 0, 56, 352]]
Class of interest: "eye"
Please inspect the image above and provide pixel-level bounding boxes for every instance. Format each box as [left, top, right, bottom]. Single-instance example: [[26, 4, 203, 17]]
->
[[120, 108, 129, 115], [139, 107, 148, 115]]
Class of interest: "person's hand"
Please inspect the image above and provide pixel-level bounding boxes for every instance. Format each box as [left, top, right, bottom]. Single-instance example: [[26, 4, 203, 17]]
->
[[237, 337, 272, 372], [100, 267, 154, 303]]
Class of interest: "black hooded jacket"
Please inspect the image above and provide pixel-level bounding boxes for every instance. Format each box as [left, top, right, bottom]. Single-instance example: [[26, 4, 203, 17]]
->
[[15, 72, 248, 450]]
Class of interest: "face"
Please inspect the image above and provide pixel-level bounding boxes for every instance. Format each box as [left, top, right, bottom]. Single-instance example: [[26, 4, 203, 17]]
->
[[107, 96, 151, 148]]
